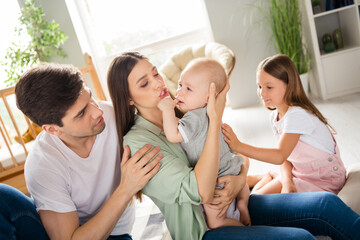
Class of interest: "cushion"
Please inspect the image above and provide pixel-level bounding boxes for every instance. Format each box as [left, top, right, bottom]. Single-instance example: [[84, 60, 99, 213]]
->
[[337, 163, 360, 214], [159, 42, 235, 97]]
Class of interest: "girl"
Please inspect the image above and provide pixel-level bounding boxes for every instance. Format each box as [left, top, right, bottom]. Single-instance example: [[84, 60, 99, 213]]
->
[[222, 54, 346, 194], [107, 52, 359, 240]]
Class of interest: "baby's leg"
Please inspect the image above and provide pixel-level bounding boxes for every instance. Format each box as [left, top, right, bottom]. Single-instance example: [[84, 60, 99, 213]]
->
[[251, 177, 282, 195], [236, 183, 251, 226], [203, 203, 243, 229]]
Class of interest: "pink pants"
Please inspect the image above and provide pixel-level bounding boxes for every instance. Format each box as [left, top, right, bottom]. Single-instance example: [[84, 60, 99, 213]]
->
[[282, 139, 346, 194]]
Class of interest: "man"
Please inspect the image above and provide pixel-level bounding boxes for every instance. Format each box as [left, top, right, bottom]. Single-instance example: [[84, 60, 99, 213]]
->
[[0, 63, 162, 240]]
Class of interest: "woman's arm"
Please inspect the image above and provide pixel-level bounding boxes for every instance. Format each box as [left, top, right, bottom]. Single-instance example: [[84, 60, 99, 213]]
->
[[208, 155, 248, 216], [222, 124, 300, 165], [194, 82, 229, 203]]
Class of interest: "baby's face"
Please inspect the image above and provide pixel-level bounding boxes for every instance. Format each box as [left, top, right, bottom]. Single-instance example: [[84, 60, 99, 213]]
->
[[176, 67, 209, 112]]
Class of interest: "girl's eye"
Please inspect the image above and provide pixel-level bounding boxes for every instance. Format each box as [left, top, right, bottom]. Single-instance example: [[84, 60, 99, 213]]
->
[[187, 87, 191, 91], [141, 81, 148, 88], [267, 86, 273, 89], [178, 84, 182, 88], [154, 73, 159, 77], [258, 86, 262, 89]]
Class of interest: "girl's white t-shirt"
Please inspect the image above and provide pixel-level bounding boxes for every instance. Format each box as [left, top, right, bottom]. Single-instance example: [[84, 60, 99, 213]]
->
[[270, 106, 335, 154], [25, 101, 135, 235]]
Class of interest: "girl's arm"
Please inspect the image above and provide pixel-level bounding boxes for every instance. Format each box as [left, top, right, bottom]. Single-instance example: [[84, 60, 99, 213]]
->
[[158, 96, 184, 143], [195, 82, 229, 203], [222, 123, 300, 165], [280, 160, 297, 193]]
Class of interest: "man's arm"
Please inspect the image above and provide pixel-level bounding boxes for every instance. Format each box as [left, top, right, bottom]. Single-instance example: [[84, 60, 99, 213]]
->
[[39, 144, 162, 240]]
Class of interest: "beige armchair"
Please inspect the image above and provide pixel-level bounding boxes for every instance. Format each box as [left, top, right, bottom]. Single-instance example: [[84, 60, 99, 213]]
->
[[159, 42, 235, 98]]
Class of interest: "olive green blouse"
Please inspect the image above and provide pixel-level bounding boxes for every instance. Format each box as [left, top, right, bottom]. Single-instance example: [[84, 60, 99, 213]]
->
[[123, 115, 207, 240]]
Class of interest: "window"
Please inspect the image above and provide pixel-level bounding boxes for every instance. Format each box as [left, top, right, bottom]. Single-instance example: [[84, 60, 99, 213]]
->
[[66, 0, 213, 81], [0, 1, 29, 88]]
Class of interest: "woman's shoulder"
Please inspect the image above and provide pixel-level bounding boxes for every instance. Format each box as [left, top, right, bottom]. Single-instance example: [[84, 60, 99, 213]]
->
[[124, 116, 163, 149]]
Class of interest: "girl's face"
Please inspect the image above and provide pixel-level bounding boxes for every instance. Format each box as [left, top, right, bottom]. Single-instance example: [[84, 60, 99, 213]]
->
[[257, 69, 287, 109], [127, 59, 167, 113]]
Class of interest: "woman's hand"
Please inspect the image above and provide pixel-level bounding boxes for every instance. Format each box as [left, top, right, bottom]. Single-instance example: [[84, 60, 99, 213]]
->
[[207, 80, 230, 122], [207, 174, 246, 217], [222, 123, 241, 152]]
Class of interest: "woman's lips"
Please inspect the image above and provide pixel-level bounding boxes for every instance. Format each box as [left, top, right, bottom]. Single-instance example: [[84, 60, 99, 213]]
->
[[159, 88, 169, 98]]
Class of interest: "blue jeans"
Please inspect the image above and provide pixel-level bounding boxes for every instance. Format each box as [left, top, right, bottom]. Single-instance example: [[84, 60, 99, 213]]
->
[[203, 192, 360, 240], [0, 184, 132, 240]]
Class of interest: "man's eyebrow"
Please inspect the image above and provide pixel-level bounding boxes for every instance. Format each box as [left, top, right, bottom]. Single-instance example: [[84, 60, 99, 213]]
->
[[136, 66, 156, 85], [73, 91, 92, 119]]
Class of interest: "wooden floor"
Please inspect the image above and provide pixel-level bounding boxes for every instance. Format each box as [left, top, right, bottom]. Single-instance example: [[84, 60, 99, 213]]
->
[[1, 171, 28, 193], [223, 92, 360, 175]]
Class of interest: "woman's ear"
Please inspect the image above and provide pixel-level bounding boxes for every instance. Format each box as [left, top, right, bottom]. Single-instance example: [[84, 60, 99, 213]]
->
[[42, 124, 62, 137], [129, 99, 134, 105]]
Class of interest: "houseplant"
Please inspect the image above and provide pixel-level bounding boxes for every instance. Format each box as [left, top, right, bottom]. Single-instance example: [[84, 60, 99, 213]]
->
[[1, 0, 68, 86], [1, 0, 68, 143], [267, 0, 311, 93]]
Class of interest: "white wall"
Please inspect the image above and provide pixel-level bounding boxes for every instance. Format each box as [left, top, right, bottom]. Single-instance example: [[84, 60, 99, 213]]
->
[[18, 0, 277, 108], [17, 0, 84, 67], [204, 0, 276, 108]]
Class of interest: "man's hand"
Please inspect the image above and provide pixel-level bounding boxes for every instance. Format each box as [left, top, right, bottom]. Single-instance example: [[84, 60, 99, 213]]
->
[[157, 96, 177, 112], [120, 144, 162, 196]]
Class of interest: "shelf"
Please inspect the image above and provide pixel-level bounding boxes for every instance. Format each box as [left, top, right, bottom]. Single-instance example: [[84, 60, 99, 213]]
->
[[314, 4, 356, 18], [320, 45, 360, 58]]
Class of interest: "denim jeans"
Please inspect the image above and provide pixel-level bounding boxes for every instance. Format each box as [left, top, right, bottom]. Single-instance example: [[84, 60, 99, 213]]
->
[[203, 192, 360, 240], [0, 184, 132, 240]]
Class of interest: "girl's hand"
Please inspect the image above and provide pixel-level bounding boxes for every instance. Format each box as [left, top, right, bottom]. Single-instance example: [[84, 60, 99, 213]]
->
[[222, 123, 241, 152], [207, 174, 246, 217], [157, 96, 177, 112], [207, 80, 230, 122]]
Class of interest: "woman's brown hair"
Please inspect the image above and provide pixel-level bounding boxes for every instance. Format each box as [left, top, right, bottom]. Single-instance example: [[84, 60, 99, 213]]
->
[[107, 52, 146, 201], [257, 54, 333, 131]]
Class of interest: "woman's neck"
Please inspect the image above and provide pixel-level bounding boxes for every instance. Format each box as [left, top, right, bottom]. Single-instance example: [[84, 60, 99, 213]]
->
[[138, 108, 163, 130]]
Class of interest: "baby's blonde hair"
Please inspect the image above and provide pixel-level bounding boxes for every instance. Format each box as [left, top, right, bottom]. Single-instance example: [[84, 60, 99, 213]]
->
[[184, 58, 227, 93]]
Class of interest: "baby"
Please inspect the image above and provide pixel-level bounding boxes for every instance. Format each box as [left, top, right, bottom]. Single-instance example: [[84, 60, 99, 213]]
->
[[158, 58, 250, 228]]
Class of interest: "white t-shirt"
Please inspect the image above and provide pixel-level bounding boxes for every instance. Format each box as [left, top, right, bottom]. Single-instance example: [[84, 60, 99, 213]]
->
[[25, 101, 135, 236], [270, 106, 335, 154]]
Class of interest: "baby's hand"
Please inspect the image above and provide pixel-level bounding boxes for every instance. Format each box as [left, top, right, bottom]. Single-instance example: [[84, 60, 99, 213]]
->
[[157, 96, 176, 112], [222, 123, 241, 152]]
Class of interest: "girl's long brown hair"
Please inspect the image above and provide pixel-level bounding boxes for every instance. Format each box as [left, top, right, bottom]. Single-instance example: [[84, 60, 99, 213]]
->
[[257, 54, 333, 131], [107, 52, 146, 201]]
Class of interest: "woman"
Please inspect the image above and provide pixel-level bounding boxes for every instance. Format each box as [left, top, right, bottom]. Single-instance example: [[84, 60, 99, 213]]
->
[[107, 52, 360, 240]]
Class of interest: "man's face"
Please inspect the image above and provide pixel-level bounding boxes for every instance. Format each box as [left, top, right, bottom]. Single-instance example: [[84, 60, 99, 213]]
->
[[58, 86, 105, 139]]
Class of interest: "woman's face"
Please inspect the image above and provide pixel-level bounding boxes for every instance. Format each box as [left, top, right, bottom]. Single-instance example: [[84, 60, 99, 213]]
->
[[128, 59, 167, 113]]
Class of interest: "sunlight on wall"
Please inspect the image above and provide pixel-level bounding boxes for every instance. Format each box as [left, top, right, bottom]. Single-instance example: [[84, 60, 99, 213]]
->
[[0, 1, 30, 88]]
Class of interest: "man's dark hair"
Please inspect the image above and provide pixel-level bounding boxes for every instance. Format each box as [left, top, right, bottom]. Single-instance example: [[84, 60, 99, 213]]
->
[[15, 63, 83, 127]]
